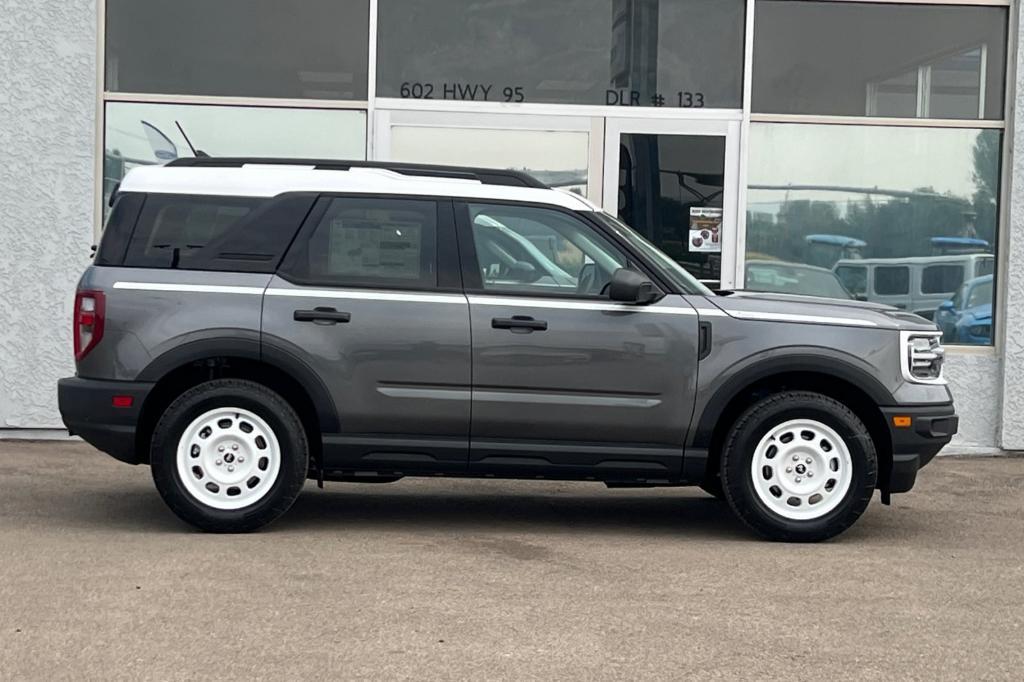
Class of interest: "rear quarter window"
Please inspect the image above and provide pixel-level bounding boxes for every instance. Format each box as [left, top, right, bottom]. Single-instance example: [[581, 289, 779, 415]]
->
[[113, 193, 316, 272]]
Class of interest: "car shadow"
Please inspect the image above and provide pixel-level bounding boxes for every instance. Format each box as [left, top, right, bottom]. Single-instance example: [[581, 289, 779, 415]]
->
[[55, 481, 753, 540]]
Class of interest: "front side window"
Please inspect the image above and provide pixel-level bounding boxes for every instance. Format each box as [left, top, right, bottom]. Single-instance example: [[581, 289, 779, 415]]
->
[[966, 279, 993, 310], [286, 198, 438, 288], [835, 266, 867, 298], [466, 204, 626, 297]]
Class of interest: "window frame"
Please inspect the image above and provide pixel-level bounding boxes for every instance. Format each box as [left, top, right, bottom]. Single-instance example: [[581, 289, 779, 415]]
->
[[276, 194, 462, 292]]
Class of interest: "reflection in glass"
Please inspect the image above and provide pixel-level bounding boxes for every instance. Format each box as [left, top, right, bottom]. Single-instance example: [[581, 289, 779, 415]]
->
[[378, 0, 744, 108], [618, 134, 726, 285], [746, 123, 1000, 345], [389, 126, 590, 195], [106, 0, 369, 99], [753, 1, 1007, 119], [104, 102, 367, 208]]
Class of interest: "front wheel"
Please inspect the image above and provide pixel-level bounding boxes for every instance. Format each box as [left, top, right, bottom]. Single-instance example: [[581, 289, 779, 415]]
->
[[150, 379, 309, 532], [720, 391, 877, 542]]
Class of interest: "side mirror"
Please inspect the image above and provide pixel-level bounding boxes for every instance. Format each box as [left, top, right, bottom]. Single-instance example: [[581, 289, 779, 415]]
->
[[609, 268, 659, 304], [938, 300, 954, 311], [854, 294, 868, 302]]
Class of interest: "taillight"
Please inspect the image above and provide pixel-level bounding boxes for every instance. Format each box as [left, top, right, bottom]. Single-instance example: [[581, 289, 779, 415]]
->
[[73, 290, 105, 361]]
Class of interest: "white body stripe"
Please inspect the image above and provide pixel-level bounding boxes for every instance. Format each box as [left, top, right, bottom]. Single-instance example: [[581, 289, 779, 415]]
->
[[724, 309, 878, 327], [113, 281, 265, 295], [467, 295, 696, 315]]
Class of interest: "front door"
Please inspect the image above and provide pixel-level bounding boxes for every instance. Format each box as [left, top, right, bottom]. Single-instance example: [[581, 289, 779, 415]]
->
[[457, 200, 700, 480], [604, 118, 741, 290], [262, 195, 471, 473]]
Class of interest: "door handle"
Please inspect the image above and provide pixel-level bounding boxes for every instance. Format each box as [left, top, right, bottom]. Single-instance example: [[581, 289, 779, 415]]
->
[[492, 315, 547, 332], [294, 307, 351, 324]]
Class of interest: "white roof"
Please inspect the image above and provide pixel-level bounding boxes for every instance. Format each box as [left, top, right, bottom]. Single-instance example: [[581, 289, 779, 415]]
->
[[119, 164, 597, 212]]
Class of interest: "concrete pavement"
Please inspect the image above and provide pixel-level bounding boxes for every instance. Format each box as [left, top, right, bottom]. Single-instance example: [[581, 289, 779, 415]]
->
[[1, 441, 1022, 680]]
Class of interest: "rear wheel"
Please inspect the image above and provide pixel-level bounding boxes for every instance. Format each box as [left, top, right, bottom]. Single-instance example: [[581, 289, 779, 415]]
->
[[150, 379, 308, 532], [720, 391, 877, 542]]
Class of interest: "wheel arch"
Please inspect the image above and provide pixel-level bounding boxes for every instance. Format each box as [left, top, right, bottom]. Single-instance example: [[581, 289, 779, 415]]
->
[[134, 338, 338, 464], [691, 354, 894, 488]]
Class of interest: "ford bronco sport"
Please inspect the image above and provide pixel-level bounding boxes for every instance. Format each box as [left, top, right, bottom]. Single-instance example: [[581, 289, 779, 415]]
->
[[58, 159, 958, 541]]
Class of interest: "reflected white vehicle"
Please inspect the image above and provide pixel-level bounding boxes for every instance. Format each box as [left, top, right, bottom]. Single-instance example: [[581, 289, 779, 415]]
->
[[833, 254, 994, 319], [744, 260, 854, 299]]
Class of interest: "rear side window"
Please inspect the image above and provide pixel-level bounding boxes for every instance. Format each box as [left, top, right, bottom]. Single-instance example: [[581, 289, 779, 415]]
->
[[873, 266, 909, 296], [116, 193, 316, 271], [921, 264, 964, 294], [124, 194, 263, 269], [281, 197, 438, 288]]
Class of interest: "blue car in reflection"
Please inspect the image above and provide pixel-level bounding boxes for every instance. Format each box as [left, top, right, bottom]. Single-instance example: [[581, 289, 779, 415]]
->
[[935, 275, 993, 345]]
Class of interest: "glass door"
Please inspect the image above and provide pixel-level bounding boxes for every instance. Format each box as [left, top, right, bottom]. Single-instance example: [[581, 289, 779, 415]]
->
[[603, 118, 741, 289], [373, 109, 604, 203]]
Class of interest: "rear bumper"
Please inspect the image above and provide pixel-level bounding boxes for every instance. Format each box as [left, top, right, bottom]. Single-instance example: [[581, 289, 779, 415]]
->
[[58, 377, 154, 464], [880, 403, 958, 495]]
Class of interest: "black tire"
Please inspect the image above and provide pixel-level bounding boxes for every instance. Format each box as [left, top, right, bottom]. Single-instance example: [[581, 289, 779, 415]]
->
[[720, 391, 877, 542], [150, 379, 308, 532]]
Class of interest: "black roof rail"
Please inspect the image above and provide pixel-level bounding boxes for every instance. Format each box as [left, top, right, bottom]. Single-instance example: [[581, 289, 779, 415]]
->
[[164, 157, 548, 189]]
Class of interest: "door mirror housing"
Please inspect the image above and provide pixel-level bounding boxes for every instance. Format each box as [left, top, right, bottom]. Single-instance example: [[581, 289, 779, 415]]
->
[[938, 299, 955, 311], [608, 268, 660, 304]]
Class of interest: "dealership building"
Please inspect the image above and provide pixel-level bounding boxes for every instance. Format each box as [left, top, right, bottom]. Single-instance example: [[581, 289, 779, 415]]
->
[[2, 0, 1023, 452]]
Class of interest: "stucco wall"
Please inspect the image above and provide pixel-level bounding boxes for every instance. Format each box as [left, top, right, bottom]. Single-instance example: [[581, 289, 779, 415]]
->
[[0, 1, 96, 428], [945, 353, 1001, 449], [999, 5, 1024, 451]]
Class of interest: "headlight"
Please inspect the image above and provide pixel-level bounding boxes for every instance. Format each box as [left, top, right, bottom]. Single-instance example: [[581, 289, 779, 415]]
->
[[968, 324, 991, 339], [899, 331, 945, 384]]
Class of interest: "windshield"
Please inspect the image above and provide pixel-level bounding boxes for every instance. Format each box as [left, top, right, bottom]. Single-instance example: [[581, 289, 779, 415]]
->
[[745, 262, 853, 299], [588, 211, 713, 296]]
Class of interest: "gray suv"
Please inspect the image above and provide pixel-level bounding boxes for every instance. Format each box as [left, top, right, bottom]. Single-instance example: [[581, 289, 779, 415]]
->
[[58, 159, 958, 541]]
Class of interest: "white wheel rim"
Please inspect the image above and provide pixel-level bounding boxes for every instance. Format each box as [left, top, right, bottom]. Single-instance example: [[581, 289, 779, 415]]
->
[[750, 418, 854, 521], [176, 407, 281, 511]]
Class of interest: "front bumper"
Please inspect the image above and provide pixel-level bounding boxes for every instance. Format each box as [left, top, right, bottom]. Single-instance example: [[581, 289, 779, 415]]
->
[[58, 377, 154, 464], [879, 403, 958, 497]]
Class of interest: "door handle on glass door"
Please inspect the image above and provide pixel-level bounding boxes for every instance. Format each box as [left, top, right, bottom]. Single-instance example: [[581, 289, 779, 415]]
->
[[293, 307, 351, 324], [491, 316, 547, 332]]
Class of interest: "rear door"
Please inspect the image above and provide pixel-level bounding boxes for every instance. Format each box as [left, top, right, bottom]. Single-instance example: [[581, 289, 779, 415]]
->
[[456, 201, 700, 480], [262, 195, 471, 473]]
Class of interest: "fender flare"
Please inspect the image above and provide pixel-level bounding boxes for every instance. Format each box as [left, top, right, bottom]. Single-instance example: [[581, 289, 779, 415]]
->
[[136, 334, 340, 433], [688, 350, 895, 449]]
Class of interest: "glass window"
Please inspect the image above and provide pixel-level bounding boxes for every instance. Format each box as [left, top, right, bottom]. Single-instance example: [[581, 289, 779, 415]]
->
[[874, 266, 909, 296], [124, 195, 263, 269], [389, 126, 589, 196], [617, 133, 726, 285], [377, 0, 744, 108], [753, 1, 1007, 119], [104, 102, 367, 209], [835, 265, 867, 298], [467, 204, 626, 296], [921, 265, 965, 295], [292, 198, 438, 288], [746, 123, 1000, 344], [966, 279, 993, 309], [105, 0, 369, 99]]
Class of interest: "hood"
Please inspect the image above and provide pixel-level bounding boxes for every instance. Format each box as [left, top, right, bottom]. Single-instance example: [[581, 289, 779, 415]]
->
[[708, 290, 937, 331], [963, 303, 992, 324]]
